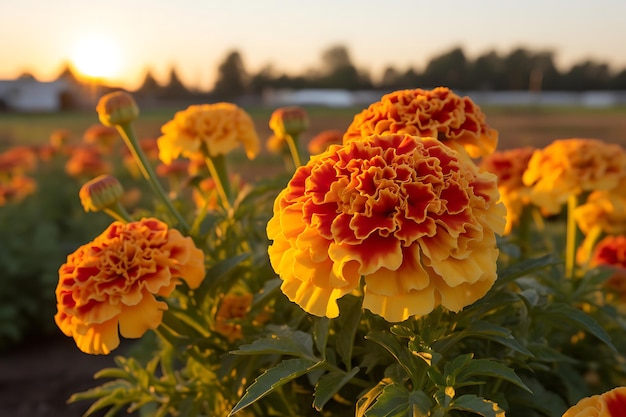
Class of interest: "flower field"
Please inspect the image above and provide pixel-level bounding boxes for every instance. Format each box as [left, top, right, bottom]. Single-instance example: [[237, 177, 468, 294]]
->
[[1, 90, 626, 417]]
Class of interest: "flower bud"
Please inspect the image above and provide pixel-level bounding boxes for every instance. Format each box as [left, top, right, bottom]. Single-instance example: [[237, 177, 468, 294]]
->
[[96, 91, 139, 127], [269, 106, 309, 138], [79, 174, 124, 212]]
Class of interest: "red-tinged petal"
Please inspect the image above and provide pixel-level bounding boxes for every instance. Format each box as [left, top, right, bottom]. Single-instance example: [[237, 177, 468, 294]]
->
[[119, 295, 167, 339]]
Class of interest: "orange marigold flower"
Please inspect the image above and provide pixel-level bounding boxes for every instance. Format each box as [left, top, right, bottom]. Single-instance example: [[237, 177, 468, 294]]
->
[[480, 147, 535, 235], [267, 134, 505, 322], [266, 134, 287, 154], [215, 293, 253, 343], [343, 87, 498, 159], [523, 139, 626, 215], [83, 124, 119, 154], [65, 146, 112, 179], [55, 218, 206, 354], [157, 103, 260, 164], [307, 129, 343, 155], [49, 129, 72, 148], [562, 386, 626, 417], [0, 175, 37, 206], [0, 145, 38, 176], [590, 235, 626, 304], [269, 106, 309, 139]]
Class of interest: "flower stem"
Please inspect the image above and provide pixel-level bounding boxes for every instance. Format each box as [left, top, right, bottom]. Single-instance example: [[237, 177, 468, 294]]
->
[[284, 133, 302, 169], [565, 194, 579, 279], [103, 201, 133, 223], [204, 154, 232, 211], [114, 123, 190, 233]]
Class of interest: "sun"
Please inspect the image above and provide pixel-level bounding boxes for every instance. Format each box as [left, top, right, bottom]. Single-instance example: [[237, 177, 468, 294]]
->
[[70, 34, 122, 81]]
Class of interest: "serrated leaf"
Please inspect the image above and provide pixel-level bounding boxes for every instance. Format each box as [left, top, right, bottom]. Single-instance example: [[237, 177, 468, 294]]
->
[[231, 327, 315, 359], [313, 367, 361, 411], [364, 383, 431, 417], [456, 359, 531, 393], [313, 317, 330, 356], [542, 302, 616, 352], [357, 379, 390, 417], [463, 321, 533, 357], [228, 358, 320, 416], [449, 394, 505, 417], [366, 331, 422, 385]]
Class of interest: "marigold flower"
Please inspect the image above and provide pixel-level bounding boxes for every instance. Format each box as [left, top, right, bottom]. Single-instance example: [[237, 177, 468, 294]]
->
[[157, 103, 260, 164], [79, 175, 124, 212], [0, 175, 37, 206], [343, 87, 498, 159], [590, 236, 626, 304], [562, 386, 626, 416], [0, 145, 38, 176], [83, 124, 119, 154], [267, 134, 505, 322], [49, 129, 72, 148], [65, 147, 112, 179], [96, 91, 140, 127], [215, 293, 253, 343], [307, 129, 343, 155], [575, 179, 626, 236], [480, 147, 535, 234], [55, 218, 206, 354], [522, 139, 626, 215], [269, 106, 309, 139]]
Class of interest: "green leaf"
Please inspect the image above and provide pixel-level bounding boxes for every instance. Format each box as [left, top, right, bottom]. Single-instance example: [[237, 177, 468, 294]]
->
[[496, 254, 561, 285], [463, 321, 533, 357], [335, 295, 363, 369], [542, 302, 616, 352], [228, 358, 320, 416], [364, 383, 431, 417], [313, 367, 361, 410], [366, 331, 423, 386], [449, 394, 505, 417], [357, 379, 389, 417], [194, 253, 249, 302], [456, 359, 532, 393], [313, 316, 330, 356], [231, 326, 315, 358]]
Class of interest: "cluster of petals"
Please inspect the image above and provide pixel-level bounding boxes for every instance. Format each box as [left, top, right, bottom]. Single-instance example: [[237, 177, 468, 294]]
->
[[215, 293, 253, 343], [522, 139, 626, 215], [157, 103, 260, 165], [574, 178, 626, 236], [480, 147, 535, 234], [342, 87, 498, 159], [0, 175, 37, 206], [562, 386, 626, 416], [55, 218, 206, 354], [267, 134, 505, 322], [83, 124, 118, 154], [0, 145, 38, 175]]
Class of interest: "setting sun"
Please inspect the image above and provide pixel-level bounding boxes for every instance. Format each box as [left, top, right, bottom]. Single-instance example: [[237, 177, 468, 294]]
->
[[70, 34, 121, 80]]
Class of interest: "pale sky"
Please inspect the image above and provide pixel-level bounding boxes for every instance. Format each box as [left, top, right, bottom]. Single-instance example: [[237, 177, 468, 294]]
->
[[1, 0, 625, 91]]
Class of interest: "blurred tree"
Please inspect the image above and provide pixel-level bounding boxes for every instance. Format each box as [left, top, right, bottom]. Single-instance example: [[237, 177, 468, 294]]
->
[[502, 48, 535, 90], [529, 51, 560, 91], [213, 50, 249, 100], [380, 66, 402, 90], [161, 66, 191, 98], [561, 60, 611, 90], [610, 68, 626, 90], [135, 69, 162, 97], [318, 45, 372, 90], [421, 47, 469, 89], [469, 50, 504, 90]]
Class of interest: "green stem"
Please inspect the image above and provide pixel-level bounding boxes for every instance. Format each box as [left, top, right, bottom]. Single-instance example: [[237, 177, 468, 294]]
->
[[103, 201, 133, 223], [565, 194, 579, 280], [204, 154, 232, 211], [284, 133, 302, 169], [115, 123, 190, 233]]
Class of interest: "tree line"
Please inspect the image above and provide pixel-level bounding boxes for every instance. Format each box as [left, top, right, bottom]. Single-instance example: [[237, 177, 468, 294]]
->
[[126, 45, 626, 100]]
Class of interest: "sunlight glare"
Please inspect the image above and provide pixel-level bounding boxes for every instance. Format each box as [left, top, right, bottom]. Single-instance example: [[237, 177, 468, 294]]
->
[[70, 34, 122, 80]]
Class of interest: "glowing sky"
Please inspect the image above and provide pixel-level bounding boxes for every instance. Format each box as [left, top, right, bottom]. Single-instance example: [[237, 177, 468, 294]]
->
[[1, 0, 625, 91]]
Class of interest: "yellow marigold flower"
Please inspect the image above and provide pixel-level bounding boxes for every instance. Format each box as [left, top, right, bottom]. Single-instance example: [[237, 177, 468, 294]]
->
[[307, 129, 343, 155], [269, 106, 309, 139], [343, 87, 498, 159], [480, 147, 535, 235], [79, 175, 124, 212], [96, 91, 140, 127], [575, 179, 626, 236], [267, 134, 505, 322], [562, 386, 626, 416], [215, 293, 253, 343], [523, 138, 626, 215], [55, 218, 206, 354], [157, 103, 260, 164], [266, 134, 286, 154]]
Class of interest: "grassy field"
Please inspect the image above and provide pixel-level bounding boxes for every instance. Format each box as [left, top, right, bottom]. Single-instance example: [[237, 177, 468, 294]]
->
[[2, 104, 625, 156]]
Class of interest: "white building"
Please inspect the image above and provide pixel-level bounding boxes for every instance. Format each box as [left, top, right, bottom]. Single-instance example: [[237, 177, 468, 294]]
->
[[0, 78, 71, 112]]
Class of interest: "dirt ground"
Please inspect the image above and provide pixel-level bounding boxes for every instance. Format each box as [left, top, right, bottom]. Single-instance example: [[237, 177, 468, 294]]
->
[[1, 107, 625, 417]]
